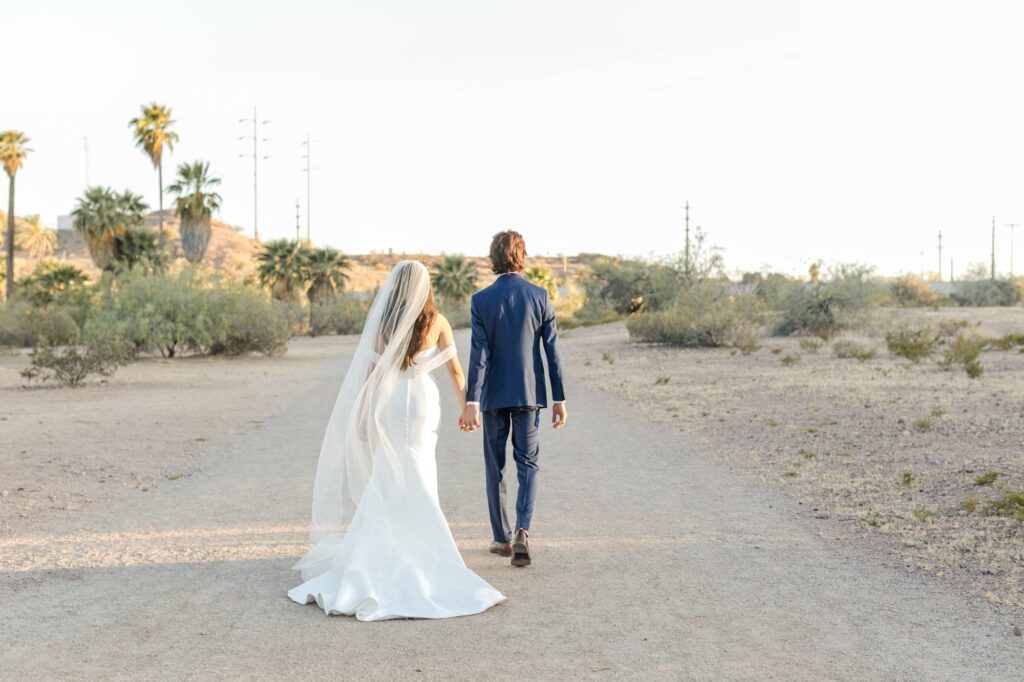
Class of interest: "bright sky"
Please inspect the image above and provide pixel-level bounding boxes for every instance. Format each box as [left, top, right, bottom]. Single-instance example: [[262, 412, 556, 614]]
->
[[6, 0, 1024, 276]]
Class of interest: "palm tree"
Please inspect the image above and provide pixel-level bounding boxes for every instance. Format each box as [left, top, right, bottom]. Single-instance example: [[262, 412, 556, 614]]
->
[[1, 130, 31, 303], [72, 187, 150, 271], [257, 239, 309, 303], [431, 255, 478, 303], [129, 103, 178, 243], [19, 261, 88, 306], [167, 161, 221, 263], [16, 214, 57, 259], [305, 247, 350, 303], [114, 225, 167, 272]]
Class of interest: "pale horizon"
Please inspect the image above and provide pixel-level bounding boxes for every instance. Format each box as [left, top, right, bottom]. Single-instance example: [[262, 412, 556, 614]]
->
[[6, 0, 1024, 277]]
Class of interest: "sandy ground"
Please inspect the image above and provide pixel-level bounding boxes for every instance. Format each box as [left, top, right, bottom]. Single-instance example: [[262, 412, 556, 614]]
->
[[559, 309, 1024, 609], [2, 329, 1023, 680]]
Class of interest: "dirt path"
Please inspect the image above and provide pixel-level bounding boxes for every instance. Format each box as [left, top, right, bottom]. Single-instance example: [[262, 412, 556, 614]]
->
[[2, 332, 1021, 680]]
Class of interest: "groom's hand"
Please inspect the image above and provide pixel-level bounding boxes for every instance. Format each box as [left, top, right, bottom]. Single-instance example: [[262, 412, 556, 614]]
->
[[460, 404, 481, 432], [552, 403, 567, 429]]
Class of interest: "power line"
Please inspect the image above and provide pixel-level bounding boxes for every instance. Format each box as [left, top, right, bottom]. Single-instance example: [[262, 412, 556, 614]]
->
[[239, 107, 271, 241]]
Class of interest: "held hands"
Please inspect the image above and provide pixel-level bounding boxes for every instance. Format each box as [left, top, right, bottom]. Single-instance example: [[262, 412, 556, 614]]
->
[[459, 403, 481, 433], [552, 402, 568, 430]]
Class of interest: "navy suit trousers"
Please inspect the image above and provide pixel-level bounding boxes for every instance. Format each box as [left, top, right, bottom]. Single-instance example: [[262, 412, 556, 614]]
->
[[482, 407, 540, 543]]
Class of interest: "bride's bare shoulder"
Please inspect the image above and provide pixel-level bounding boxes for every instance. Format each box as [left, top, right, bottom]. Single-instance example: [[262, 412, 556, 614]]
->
[[432, 313, 454, 342]]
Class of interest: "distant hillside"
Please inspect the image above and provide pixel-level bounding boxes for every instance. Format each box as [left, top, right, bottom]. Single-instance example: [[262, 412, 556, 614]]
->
[[15, 211, 596, 293]]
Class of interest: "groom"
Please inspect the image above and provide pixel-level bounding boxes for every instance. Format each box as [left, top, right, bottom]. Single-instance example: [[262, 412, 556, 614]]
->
[[459, 231, 567, 568]]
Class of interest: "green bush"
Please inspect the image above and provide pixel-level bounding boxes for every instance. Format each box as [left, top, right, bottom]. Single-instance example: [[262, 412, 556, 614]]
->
[[626, 285, 765, 349], [97, 270, 213, 357], [90, 270, 291, 357], [774, 264, 881, 338], [940, 333, 985, 378], [885, 322, 938, 362], [20, 323, 133, 387], [753, 273, 801, 310], [205, 288, 291, 356], [951, 278, 1020, 307], [0, 302, 80, 347], [579, 257, 682, 316], [309, 295, 370, 336]]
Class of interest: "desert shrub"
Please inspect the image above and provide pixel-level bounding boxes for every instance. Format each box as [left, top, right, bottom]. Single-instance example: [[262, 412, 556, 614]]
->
[[626, 285, 765, 349], [935, 317, 972, 338], [753, 273, 801, 310], [889, 275, 940, 307], [984, 491, 1024, 523], [832, 339, 877, 361], [986, 333, 1024, 351], [0, 302, 80, 347], [89, 270, 291, 357], [951, 278, 1021, 307], [309, 295, 369, 336], [779, 353, 800, 367], [571, 298, 623, 326], [885, 322, 938, 362], [974, 470, 999, 486], [774, 264, 881, 338], [205, 288, 291, 356], [578, 257, 683, 317], [940, 333, 985, 378], [20, 323, 133, 387], [799, 337, 824, 353], [97, 270, 213, 357]]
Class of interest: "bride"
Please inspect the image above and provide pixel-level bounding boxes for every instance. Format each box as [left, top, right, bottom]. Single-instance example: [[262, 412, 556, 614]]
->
[[288, 260, 506, 621]]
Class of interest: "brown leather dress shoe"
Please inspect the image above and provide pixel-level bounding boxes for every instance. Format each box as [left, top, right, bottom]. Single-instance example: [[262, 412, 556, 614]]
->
[[490, 541, 512, 557], [511, 529, 531, 567]]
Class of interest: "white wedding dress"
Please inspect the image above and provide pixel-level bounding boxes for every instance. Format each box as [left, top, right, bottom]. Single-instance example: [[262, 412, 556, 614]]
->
[[289, 262, 506, 621]]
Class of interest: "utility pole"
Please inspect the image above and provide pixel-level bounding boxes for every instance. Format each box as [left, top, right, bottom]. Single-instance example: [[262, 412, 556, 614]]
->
[[684, 201, 691, 281], [937, 230, 942, 280], [301, 132, 312, 242], [991, 215, 996, 280], [950, 258, 954, 283], [295, 199, 301, 243], [239, 108, 271, 241]]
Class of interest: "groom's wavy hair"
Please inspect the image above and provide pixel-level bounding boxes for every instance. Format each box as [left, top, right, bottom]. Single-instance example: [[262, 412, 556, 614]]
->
[[489, 230, 527, 274]]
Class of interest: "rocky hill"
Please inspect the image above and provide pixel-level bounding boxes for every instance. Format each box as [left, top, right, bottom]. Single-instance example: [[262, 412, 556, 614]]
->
[[10, 211, 594, 294]]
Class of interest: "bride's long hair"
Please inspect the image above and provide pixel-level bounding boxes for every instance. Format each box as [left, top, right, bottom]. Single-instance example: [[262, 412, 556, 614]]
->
[[379, 263, 438, 371]]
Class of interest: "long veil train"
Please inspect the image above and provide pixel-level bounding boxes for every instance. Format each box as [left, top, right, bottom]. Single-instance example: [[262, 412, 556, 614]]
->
[[289, 261, 505, 620]]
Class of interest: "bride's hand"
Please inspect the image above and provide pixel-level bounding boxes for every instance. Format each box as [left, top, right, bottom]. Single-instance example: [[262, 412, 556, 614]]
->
[[459, 404, 481, 432]]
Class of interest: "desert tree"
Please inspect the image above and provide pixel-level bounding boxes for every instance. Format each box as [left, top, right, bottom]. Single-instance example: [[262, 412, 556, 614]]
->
[[167, 160, 221, 263], [1, 130, 31, 302], [430, 255, 478, 303], [129, 103, 178, 242], [305, 247, 350, 303]]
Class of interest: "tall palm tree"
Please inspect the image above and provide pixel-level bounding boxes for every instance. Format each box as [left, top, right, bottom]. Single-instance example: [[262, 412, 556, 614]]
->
[[167, 160, 221, 263], [16, 214, 57, 259], [305, 247, 350, 303], [72, 187, 150, 271], [257, 239, 309, 303], [431, 254, 478, 303], [1, 130, 31, 303], [129, 103, 178, 243]]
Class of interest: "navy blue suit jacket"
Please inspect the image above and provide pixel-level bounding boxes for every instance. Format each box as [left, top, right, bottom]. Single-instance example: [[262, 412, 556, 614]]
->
[[466, 273, 566, 412]]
